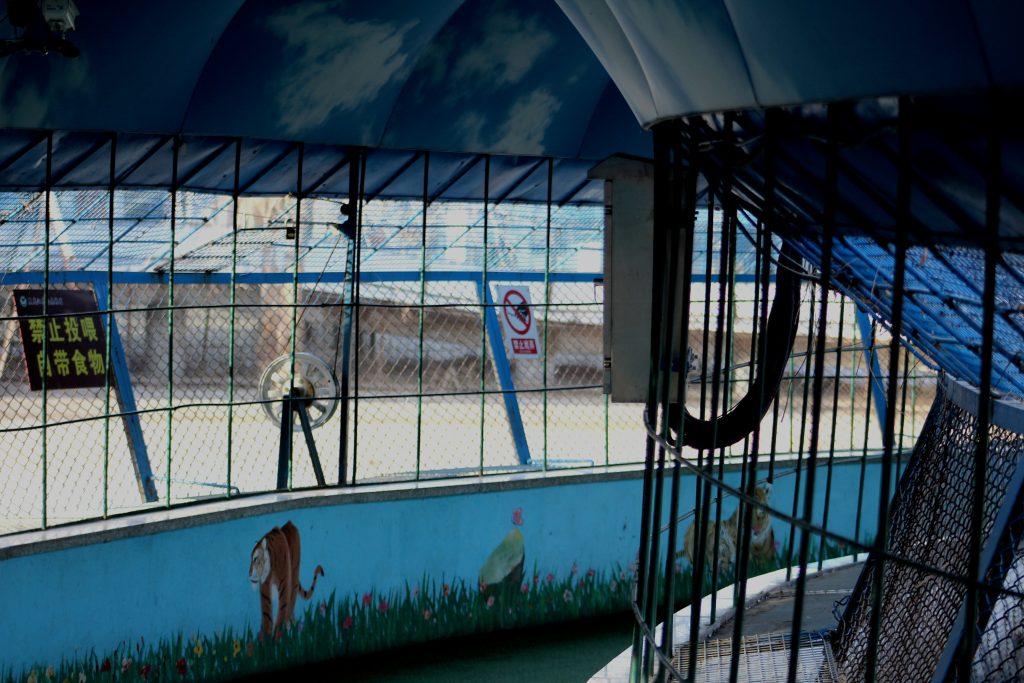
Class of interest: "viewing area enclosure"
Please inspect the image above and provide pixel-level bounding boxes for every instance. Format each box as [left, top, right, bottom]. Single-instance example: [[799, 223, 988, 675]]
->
[[3, 2, 1024, 683], [0, 140, 929, 536]]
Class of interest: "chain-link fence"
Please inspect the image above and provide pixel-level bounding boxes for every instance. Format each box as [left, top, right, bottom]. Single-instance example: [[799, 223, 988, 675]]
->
[[0, 187, 936, 536]]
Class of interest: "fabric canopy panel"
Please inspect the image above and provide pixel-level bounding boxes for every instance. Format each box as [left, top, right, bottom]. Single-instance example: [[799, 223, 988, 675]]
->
[[556, 0, 1024, 126]]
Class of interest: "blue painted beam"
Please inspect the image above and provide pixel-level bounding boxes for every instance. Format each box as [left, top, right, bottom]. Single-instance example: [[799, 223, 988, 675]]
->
[[93, 281, 158, 503], [0, 270, 606, 286], [0, 269, 758, 287], [854, 305, 889, 436], [479, 278, 531, 466]]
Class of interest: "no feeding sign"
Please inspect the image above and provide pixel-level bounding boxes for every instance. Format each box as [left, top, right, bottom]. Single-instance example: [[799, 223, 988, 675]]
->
[[495, 285, 541, 359]]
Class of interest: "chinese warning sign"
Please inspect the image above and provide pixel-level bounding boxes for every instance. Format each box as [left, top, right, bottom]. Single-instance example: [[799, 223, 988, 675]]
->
[[495, 285, 541, 359], [13, 289, 108, 390]]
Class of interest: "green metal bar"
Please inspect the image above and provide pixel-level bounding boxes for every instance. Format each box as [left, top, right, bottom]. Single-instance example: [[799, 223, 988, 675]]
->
[[543, 157, 553, 470], [819, 295, 847, 570], [287, 144, 305, 490], [166, 139, 179, 506], [416, 152, 429, 480], [479, 156, 490, 476], [850, 311, 859, 453], [897, 345, 910, 470], [351, 150, 366, 484], [42, 132, 52, 529], [104, 134, 116, 517], [854, 319, 877, 555], [708, 200, 733, 618], [226, 139, 241, 497], [604, 392, 609, 466], [786, 282, 816, 581]]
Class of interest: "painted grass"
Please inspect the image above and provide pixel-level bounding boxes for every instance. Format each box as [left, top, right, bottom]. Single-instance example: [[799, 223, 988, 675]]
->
[[3, 564, 635, 683], [4, 541, 853, 683]]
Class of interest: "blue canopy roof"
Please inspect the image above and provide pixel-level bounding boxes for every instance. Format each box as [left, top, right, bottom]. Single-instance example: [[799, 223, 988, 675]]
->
[[0, 0, 649, 161]]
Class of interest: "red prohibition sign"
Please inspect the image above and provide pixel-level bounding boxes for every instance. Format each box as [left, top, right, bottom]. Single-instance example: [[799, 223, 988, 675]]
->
[[502, 289, 532, 335]]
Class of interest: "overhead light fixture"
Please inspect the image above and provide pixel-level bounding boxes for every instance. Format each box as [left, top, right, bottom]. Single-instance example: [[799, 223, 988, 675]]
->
[[0, 0, 80, 58]]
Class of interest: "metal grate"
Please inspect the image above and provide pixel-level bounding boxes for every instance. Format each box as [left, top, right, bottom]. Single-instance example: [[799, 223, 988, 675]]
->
[[673, 631, 838, 682]]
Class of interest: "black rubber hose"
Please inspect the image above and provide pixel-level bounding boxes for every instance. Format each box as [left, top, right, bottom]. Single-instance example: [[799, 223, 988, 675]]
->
[[668, 242, 803, 450]]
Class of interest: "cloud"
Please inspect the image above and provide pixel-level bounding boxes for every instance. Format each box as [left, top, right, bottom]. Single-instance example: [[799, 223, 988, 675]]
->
[[449, 7, 555, 88], [266, 1, 419, 136], [492, 90, 561, 154]]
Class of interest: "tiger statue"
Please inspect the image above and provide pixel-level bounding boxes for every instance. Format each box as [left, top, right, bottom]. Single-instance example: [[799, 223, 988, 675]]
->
[[249, 521, 324, 634], [682, 483, 775, 575]]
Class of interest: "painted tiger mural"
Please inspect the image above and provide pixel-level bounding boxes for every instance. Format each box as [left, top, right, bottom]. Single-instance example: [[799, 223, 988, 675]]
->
[[249, 521, 324, 634], [682, 483, 776, 574]]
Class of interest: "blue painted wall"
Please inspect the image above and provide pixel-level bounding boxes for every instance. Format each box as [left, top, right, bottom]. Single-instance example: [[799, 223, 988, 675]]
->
[[0, 459, 892, 676]]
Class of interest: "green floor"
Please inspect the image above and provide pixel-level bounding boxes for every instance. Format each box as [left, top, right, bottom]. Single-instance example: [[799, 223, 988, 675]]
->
[[241, 613, 633, 682]]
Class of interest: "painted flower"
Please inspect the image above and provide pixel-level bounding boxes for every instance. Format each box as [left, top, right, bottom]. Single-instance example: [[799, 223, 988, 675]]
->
[[619, 570, 627, 581], [486, 595, 495, 609], [423, 609, 432, 621], [100, 659, 111, 673], [26, 670, 37, 683], [378, 599, 389, 614], [578, 579, 585, 589], [193, 639, 204, 657], [78, 674, 86, 683], [479, 581, 488, 593], [571, 562, 579, 576], [139, 663, 151, 680], [121, 658, 132, 673], [342, 615, 354, 630], [512, 507, 524, 526], [521, 582, 529, 594], [362, 592, 372, 607], [628, 561, 638, 574], [176, 657, 187, 676], [586, 568, 596, 578], [318, 601, 327, 617], [442, 583, 451, 598], [545, 573, 554, 585], [45, 666, 54, 680], [245, 642, 254, 658], [533, 574, 539, 585], [233, 640, 242, 658], [563, 589, 574, 604]]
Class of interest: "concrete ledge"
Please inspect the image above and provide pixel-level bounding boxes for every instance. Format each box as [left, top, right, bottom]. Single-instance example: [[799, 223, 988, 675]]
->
[[0, 464, 646, 560]]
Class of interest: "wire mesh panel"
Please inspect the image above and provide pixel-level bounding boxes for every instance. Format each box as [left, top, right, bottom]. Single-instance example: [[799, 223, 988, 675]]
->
[[970, 516, 1024, 681], [832, 380, 1024, 682]]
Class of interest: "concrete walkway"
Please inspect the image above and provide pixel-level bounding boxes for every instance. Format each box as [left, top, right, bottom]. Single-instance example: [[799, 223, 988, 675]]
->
[[590, 557, 863, 682]]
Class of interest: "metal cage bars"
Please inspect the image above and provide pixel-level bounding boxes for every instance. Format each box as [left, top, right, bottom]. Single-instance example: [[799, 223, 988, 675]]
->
[[629, 97, 1017, 682]]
